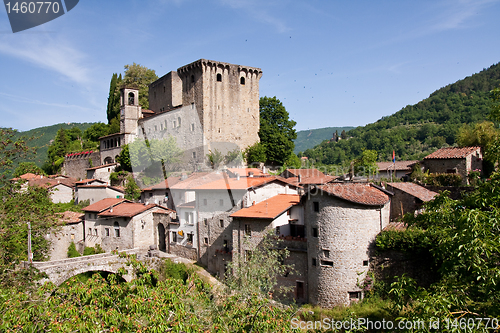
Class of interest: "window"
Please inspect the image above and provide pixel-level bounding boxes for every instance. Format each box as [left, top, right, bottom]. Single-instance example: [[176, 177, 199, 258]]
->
[[88, 227, 92, 235], [191, 123, 195, 131], [128, 92, 135, 105], [191, 75, 195, 83], [223, 240, 229, 251], [105, 228, 110, 237], [187, 233, 193, 243], [177, 117, 181, 127], [321, 260, 333, 267], [192, 152, 196, 159], [203, 198, 207, 206], [323, 249, 330, 258], [349, 291, 361, 300], [240, 77, 245, 85], [172, 231, 177, 242], [149, 192, 153, 197], [160, 123, 163, 130], [173, 120, 176, 128], [204, 218, 208, 226], [155, 125, 157, 131], [94, 228, 98, 236], [312, 227, 318, 237], [244, 224, 251, 236], [191, 103, 194, 109], [220, 199, 223, 206], [216, 73, 222, 82], [71, 234, 75, 240], [313, 201, 319, 212], [185, 212, 194, 225], [312, 258, 317, 266], [363, 260, 369, 266], [220, 219, 224, 228], [276, 226, 280, 235], [114, 222, 120, 237], [204, 237, 209, 245]]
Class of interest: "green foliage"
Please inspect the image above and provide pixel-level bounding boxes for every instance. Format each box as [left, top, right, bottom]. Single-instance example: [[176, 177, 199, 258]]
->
[[0, 254, 298, 332], [206, 149, 224, 169], [124, 175, 141, 201], [284, 153, 302, 169], [425, 172, 463, 187], [245, 141, 267, 165], [157, 259, 189, 282], [304, 63, 500, 165], [116, 144, 132, 172], [0, 184, 55, 266], [12, 162, 44, 178], [354, 149, 378, 178], [106, 72, 121, 123], [129, 136, 182, 174], [376, 228, 437, 254], [224, 149, 243, 167], [82, 122, 109, 143], [0, 128, 35, 182], [82, 244, 104, 256], [259, 96, 297, 166], [67, 242, 81, 258], [294, 126, 354, 154], [122, 63, 158, 110]]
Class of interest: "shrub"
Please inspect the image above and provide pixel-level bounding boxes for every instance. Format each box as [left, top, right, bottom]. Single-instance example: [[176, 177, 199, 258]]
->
[[425, 172, 462, 186], [67, 242, 81, 258]]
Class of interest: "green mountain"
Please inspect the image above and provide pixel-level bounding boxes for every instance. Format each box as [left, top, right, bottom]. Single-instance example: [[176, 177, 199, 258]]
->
[[11, 122, 96, 168], [303, 62, 500, 165], [293, 126, 354, 154]]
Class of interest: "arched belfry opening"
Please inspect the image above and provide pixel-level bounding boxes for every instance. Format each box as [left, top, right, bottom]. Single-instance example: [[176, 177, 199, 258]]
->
[[240, 77, 245, 85], [128, 92, 135, 105]]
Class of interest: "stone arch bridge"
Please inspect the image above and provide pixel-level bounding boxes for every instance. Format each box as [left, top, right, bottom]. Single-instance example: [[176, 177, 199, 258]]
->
[[22, 248, 150, 286]]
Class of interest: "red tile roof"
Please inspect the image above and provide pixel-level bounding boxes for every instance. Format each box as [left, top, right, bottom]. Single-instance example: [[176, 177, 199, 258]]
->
[[27, 178, 74, 189], [424, 146, 481, 159], [170, 172, 222, 190], [378, 160, 419, 171], [77, 184, 125, 193], [230, 194, 300, 219], [75, 179, 106, 185], [82, 198, 127, 212], [285, 169, 326, 178], [86, 163, 117, 171], [226, 168, 267, 177], [316, 183, 389, 206], [98, 203, 158, 218], [192, 175, 299, 191], [387, 182, 437, 202]]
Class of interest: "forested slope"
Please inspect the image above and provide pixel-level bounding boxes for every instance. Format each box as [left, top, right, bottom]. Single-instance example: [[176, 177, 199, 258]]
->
[[303, 63, 500, 164]]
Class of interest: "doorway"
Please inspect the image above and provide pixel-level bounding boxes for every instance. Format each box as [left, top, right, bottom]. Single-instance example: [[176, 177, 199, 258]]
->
[[158, 223, 166, 252]]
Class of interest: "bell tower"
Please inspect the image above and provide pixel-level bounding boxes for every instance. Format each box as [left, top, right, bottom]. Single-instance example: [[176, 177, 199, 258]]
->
[[119, 87, 141, 144]]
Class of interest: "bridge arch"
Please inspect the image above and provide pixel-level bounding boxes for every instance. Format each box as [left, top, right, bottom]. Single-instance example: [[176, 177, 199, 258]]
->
[[52, 265, 132, 286]]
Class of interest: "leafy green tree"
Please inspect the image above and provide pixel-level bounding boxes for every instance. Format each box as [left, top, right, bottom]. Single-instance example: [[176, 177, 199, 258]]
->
[[0, 128, 36, 183], [206, 149, 224, 169], [108, 117, 121, 135], [354, 149, 378, 178], [340, 129, 347, 140], [124, 175, 141, 201], [122, 63, 158, 110], [106, 73, 122, 123], [44, 128, 71, 174], [67, 242, 81, 258], [245, 142, 267, 165], [259, 96, 297, 166], [224, 149, 243, 167], [83, 123, 109, 143], [13, 162, 45, 178], [116, 144, 132, 172], [284, 153, 302, 169]]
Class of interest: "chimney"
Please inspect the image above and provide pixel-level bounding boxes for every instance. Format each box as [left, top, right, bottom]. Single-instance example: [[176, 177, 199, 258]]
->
[[249, 172, 254, 178], [298, 175, 302, 183], [181, 173, 188, 181], [236, 173, 240, 181]]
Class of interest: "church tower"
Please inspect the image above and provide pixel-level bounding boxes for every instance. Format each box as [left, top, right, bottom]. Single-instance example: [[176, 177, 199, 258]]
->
[[120, 87, 142, 145]]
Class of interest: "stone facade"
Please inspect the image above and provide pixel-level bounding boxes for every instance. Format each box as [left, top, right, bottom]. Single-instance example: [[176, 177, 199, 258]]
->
[[305, 185, 390, 307], [49, 183, 74, 203], [423, 147, 482, 185], [76, 185, 124, 204], [62, 152, 101, 180]]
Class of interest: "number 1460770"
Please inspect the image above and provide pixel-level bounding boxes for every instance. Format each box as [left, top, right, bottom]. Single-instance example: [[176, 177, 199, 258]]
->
[[5, 2, 60, 14]]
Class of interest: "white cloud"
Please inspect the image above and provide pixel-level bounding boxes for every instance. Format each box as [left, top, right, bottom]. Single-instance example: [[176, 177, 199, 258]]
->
[[0, 34, 91, 85], [218, 0, 289, 33]]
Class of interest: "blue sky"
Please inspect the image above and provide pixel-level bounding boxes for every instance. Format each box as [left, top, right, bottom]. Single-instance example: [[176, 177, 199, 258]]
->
[[1, 0, 500, 132]]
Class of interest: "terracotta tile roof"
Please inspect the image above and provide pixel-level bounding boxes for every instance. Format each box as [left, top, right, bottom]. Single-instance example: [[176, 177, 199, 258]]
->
[[424, 146, 481, 159], [27, 178, 74, 189], [285, 169, 326, 178], [378, 160, 419, 171], [192, 175, 299, 191], [20, 173, 39, 179], [383, 222, 407, 231], [316, 183, 390, 206], [98, 203, 165, 218], [77, 184, 124, 193], [226, 168, 267, 177], [57, 211, 84, 224], [297, 175, 337, 185], [170, 172, 224, 190], [386, 182, 437, 202], [75, 179, 106, 185], [142, 176, 184, 191], [86, 163, 117, 171], [230, 194, 300, 219], [82, 198, 127, 212]]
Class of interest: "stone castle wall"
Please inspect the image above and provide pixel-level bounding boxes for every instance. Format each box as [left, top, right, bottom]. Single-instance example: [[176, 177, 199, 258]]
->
[[62, 152, 101, 180]]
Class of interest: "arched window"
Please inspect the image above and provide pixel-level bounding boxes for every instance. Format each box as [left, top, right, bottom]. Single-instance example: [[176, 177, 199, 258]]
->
[[114, 222, 120, 237], [128, 92, 135, 105], [240, 77, 245, 85], [216, 73, 222, 82]]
